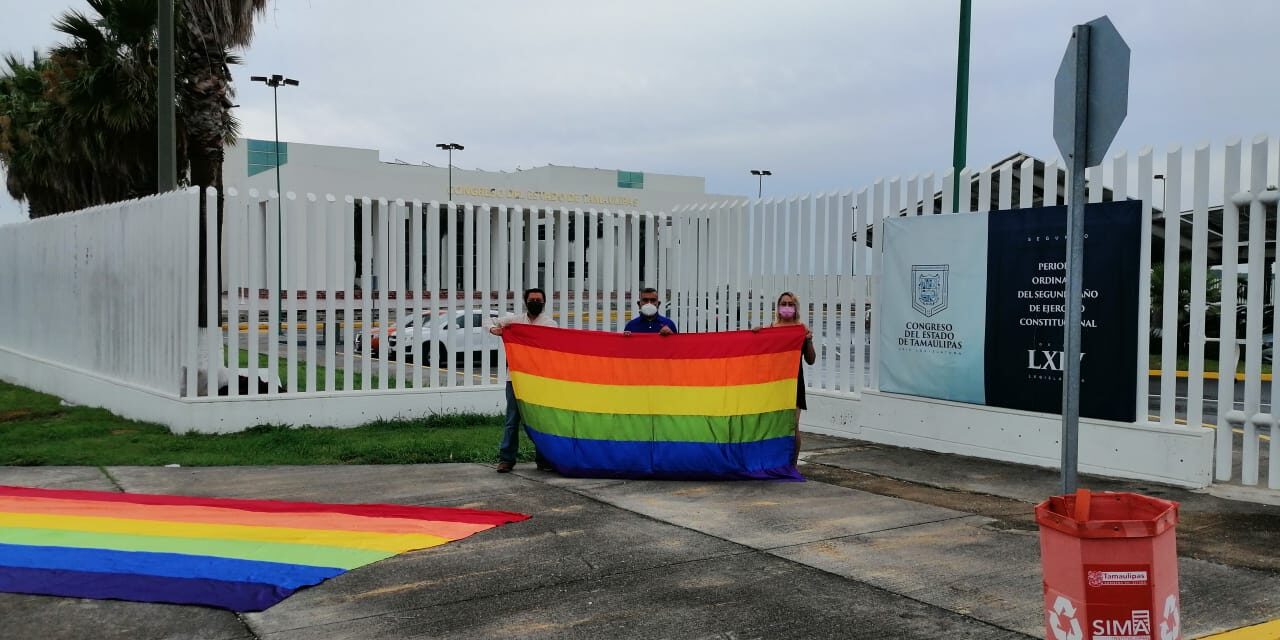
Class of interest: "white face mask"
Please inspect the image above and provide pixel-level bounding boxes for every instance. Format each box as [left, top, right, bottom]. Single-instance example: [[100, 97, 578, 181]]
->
[[640, 303, 659, 317]]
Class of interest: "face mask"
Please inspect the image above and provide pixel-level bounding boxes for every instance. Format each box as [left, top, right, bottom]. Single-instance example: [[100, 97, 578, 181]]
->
[[778, 305, 797, 320], [526, 300, 545, 316], [640, 303, 658, 317]]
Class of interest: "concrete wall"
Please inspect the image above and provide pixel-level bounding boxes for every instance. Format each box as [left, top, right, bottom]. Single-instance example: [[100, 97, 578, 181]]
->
[[802, 391, 1216, 489]]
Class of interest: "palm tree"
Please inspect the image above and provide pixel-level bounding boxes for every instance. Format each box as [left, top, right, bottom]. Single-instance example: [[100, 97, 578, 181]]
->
[[50, 0, 179, 208], [0, 41, 158, 218], [0, 52, 63, 217], [179, 0, 266, 195], [0, 0, 265, 219], [0, 0, 195, 216], [178, 0, 266, 330], [1150, 262, 1225, 354]]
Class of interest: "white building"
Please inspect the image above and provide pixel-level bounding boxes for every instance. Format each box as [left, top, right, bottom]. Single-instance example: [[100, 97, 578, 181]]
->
[[220, 138, 745, 292], [223, 138, 738, 214]]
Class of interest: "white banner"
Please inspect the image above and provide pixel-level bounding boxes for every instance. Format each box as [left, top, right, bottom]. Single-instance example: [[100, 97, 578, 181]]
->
[[878, 214, 988, 404]]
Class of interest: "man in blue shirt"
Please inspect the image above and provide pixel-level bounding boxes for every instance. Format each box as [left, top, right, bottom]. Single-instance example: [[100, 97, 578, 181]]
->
[[624, 287, 678, 336]]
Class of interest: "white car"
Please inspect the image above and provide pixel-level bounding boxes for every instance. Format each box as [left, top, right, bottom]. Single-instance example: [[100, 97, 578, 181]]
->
[[356, 310, 432, 359], [402, 310, 503, 366]]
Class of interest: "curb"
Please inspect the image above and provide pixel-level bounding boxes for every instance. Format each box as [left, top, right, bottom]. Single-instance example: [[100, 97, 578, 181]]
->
[[1148, 369, 1273, 382], [1197, 619, 1280, 640]]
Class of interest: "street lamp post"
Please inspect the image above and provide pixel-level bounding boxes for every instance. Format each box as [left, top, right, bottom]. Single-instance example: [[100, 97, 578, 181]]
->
[[250, 74, 300, 336], [436, 143, 464, 202], [750, 169, 772, 198], [952, 0, 972, 211], [157, 0, 176, 192]]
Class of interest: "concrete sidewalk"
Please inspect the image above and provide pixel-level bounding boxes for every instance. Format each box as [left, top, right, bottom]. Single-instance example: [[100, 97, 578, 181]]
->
[[1, 435, 1277, 639]]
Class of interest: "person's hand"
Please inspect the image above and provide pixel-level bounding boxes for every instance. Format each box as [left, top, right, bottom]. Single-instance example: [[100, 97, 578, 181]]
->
[[489, 325, 503, 336], [623, 330, 632, 336], [659, 326, 674, 336], [805, 327, 813, 341]]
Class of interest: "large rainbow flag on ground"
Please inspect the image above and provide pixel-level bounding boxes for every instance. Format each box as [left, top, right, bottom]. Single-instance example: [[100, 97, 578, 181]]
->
[[0, 485, 528, 611], [505, 324, 806, 480]]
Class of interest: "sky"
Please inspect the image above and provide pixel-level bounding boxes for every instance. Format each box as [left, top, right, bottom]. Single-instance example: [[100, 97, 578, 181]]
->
[[2, 0, 1279, 225]]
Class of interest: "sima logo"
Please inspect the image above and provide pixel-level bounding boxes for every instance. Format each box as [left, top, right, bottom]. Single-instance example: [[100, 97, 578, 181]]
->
[[911, 265, 949, 317]]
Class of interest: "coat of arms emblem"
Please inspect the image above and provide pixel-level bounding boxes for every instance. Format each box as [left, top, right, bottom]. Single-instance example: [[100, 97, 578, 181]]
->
[[912, 265, 949, 317]]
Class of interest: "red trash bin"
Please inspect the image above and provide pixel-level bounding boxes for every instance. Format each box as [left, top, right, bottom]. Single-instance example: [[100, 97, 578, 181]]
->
[[1036, 490, 1181, 640]]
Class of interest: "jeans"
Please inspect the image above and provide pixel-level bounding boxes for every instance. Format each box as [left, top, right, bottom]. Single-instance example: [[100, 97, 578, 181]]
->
[[498, 381, 521, 463], [499, 381, 547, 466]]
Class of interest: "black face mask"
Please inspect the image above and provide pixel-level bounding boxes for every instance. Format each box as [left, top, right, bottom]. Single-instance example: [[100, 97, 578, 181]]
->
[[526, 300, 545, 316]]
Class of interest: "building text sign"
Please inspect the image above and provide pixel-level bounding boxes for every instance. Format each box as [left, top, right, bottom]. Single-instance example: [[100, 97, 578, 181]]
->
[[878, 201, 1140, 421], [451, 185, 639, 208]]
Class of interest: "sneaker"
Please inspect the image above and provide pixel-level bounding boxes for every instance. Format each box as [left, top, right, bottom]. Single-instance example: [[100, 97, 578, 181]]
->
[[496, 461, 515, 473]]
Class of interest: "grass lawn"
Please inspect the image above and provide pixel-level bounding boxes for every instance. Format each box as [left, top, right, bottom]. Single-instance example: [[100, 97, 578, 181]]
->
[[0, 380, 526, 466], [235, 349, 409, 391]]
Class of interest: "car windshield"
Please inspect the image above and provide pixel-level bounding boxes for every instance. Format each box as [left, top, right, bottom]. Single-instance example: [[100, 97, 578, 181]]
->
[[401, 312, 432, 329]]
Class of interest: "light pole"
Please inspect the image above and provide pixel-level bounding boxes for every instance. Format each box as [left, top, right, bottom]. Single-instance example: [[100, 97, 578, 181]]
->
[[436, 143, 464, 201], [250, 74, 300, 336], [157, 0, 176, 192], [1153, 173, 1166, 212], [952, 0, 972, 210], [750, 169, 772, 198]]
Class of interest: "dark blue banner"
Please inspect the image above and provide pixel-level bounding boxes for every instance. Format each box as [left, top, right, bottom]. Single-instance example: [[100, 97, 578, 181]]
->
[[983, 201, 1141, 422]]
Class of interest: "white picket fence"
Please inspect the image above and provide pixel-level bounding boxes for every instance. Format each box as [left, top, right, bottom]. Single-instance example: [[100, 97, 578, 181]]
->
[[669, 136, 1278, 491], [0, 135, 1276, 491], [0, 191, 196, 398], [213, 190, 663, 397]]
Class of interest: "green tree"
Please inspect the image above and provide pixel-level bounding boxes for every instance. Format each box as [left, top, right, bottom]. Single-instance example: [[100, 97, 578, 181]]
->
[[49, 0, 182, 210], [1149, 262, 1225, 354], [180, 0, 265, 197], [179, 0, 266, 329], [0, 0, 265, 218], [0, 52, 64, 217]]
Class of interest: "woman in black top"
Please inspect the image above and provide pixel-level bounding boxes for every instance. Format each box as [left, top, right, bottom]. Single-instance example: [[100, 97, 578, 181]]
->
[[769, 292, 816, 465]]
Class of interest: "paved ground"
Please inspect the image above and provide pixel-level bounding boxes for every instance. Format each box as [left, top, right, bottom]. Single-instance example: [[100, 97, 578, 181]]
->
[[2, 435, 1278, 639]]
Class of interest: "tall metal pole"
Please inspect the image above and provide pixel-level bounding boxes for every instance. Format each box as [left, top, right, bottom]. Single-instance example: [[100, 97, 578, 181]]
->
[[1060, 24, 1091, 494], [757, 174, 763, 198], [447, 147, 453, 202], [157, 0, 177, 191], [951, 0, 971, 211], [274, 85, 284, 336]]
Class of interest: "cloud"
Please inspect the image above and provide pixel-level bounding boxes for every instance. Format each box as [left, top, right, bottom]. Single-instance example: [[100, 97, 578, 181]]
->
[[1, 0, 1278, 215]]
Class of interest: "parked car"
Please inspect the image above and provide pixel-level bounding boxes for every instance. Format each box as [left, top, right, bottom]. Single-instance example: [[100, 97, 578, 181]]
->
[[354, 310, 431, 359], [402, 310, 503, 367], [383, 310, 435, 360]]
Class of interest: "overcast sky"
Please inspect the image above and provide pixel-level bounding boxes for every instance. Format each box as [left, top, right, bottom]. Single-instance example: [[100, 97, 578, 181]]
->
[[2, 0, 1279, 224]]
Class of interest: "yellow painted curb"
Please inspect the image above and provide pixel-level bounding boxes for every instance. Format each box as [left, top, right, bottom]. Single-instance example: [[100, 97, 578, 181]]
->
[[1196, 618, 1280, 639], [1149, 369, 1273, 382]]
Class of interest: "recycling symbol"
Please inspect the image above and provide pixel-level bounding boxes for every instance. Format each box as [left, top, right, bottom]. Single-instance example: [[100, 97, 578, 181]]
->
[[1160, 594, 1181, 640], [1047, 595, 1083, 640]]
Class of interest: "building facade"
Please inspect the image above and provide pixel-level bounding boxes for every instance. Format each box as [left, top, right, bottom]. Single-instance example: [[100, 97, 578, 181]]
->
[[223, 138, 739, 213]]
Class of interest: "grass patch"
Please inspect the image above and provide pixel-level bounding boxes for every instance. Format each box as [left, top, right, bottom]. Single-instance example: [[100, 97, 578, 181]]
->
[[0, 380, 529, 466], [235, 350, 409, 391]]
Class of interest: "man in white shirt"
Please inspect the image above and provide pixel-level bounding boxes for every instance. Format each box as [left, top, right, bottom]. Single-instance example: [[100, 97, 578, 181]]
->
[[490, 287, 558, 472]]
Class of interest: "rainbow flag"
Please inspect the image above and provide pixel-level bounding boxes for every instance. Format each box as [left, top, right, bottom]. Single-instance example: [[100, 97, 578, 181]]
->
[[505, 324, 806, 480], [0, 485, 528, 611]]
